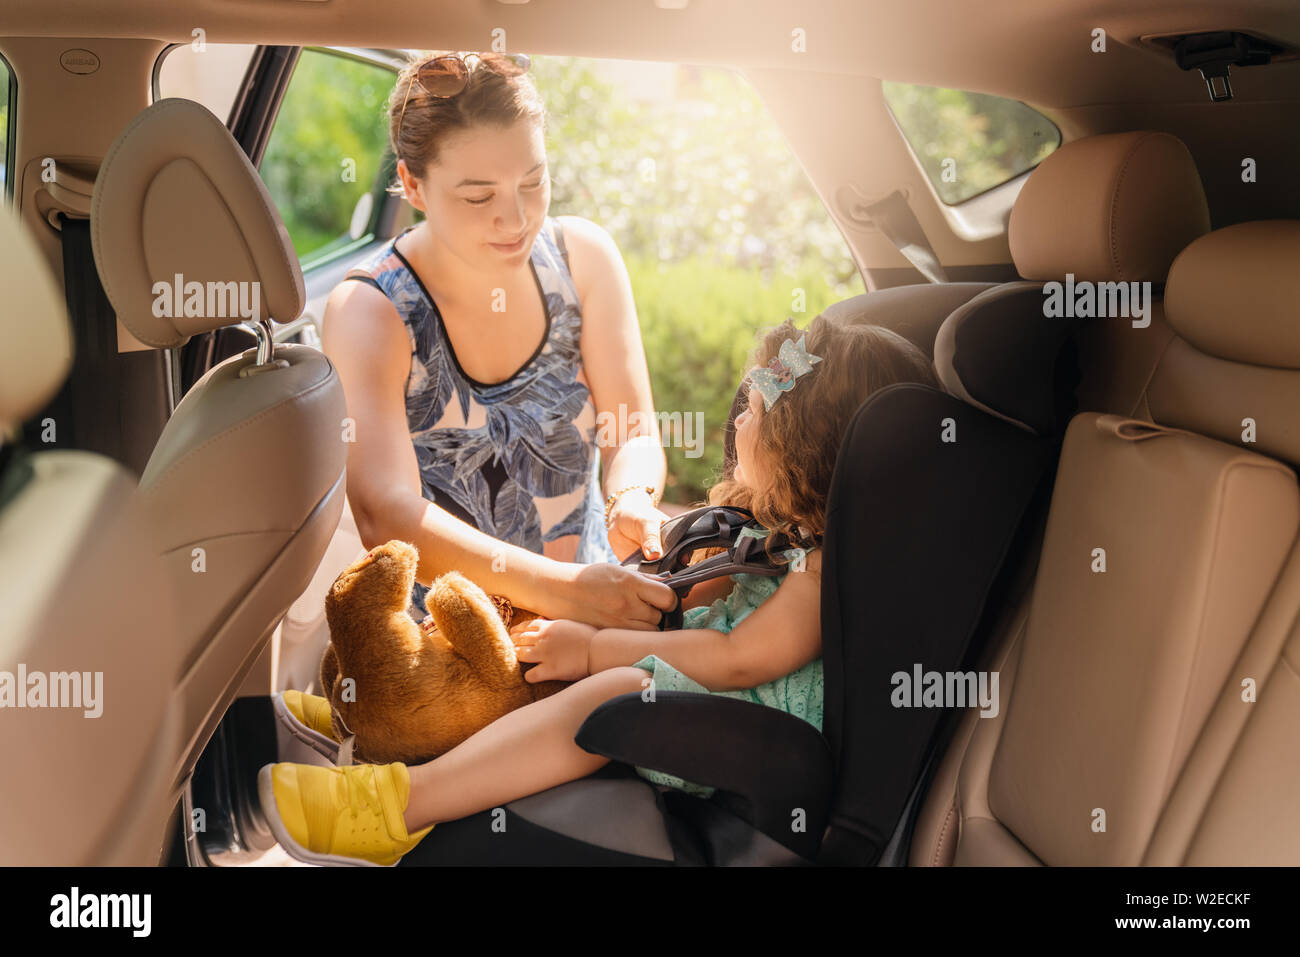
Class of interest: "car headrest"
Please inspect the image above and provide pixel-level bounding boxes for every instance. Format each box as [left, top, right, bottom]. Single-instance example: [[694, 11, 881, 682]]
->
[[933, 281, 1078, 436], [1009, 131, 1211, 284], [0, 209, 73, 435], [1164, 220, 1300, 368], [91, 98, 304, 349]]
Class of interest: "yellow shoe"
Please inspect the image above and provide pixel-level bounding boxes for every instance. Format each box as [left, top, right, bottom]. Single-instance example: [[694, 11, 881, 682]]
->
[[257, 762, 433, 866], [272, 690, 341, 763]]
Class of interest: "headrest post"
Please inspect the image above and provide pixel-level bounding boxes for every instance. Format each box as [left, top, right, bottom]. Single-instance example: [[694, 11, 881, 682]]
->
[[253, 318, 275, 367], [236, 319, 290, 378]]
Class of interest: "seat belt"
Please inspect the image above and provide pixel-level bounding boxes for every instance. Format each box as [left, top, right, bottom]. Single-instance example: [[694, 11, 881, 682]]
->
[[20, 215, 122, 460], [22, 214, 171, 477], [858, 190, 950, 284], [621, 504, 809, 629]]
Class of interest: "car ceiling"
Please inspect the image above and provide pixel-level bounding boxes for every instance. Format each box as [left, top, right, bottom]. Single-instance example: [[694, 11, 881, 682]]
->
[[2, 0, 1298, 278], [2, 0, 1297, 106]]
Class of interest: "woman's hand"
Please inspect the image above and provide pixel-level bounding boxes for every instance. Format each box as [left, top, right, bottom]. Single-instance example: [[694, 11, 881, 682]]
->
[[521, 559, 676, 631], [607, 488, 668, 563], [510, 618, 598, 682]]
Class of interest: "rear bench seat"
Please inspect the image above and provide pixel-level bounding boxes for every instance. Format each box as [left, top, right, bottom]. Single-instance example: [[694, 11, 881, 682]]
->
[[910, 219, 1300, 865]]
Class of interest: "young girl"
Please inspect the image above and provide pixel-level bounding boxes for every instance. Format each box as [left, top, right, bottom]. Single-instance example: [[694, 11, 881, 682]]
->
[[258, 315, 938, 865]]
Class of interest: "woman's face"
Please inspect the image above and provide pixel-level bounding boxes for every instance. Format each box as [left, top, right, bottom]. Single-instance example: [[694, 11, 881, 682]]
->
[[397, 118, 551, 272], [733, 381, 769, 492]]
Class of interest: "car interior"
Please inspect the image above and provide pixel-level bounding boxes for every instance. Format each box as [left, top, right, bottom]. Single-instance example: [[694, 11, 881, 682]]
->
[[2, 1, 1299, 868]]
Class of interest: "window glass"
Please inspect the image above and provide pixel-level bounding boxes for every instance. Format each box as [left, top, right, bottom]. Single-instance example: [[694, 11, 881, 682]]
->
[[154, 42, 258, 122], [525, 55, 866, 502], [882, 81, 1060, 205], [258, 49, 395, 264]]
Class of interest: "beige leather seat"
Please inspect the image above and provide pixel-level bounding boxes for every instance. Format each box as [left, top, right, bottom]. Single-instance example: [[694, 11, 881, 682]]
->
[[910, 144, 1300, 864], [89, 98, 348, 790], [0, 206, 180, 864]]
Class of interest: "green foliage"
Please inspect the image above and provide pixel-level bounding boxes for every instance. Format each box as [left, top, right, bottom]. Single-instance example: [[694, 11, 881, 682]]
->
[[530, 56, 862, 295], [881, 81, 1058, 205], [525, 56, 865, 500], [259, 49, 394, 260]]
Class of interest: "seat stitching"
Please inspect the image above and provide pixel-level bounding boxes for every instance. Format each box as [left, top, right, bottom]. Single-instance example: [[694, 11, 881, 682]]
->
[[1152, 459, 1234, 812], [92, 99, 196, 336], [1279, 645, 1300, 680], [185, 103, 301, 322], [1152, 459, 1292, 823], [1130, 326, 1179, 420], [1108, 132, 1156, 284], [1169, 630, 1300, 864], [931, 802, 957, 866]]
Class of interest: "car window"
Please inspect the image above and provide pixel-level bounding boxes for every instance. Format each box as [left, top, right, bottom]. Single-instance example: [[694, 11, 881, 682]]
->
[[525, 55, 866, 504], [155, 45, 396, 270], [153, 42, 259, 123], [258, 48, 396, 268], [882, 81, 1060, 205]]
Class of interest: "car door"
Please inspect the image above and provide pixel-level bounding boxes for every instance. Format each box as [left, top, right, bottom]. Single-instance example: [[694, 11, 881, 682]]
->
[[237, 45, 415, 696], [156, 43, 413, 696]]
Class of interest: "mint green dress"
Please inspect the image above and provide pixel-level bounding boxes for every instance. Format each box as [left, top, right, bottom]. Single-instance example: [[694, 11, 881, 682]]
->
[[630, 552, 824, 798]]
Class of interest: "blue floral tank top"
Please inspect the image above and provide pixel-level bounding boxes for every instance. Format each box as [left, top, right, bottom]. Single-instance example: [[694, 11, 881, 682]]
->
[[343, 216, 618, 618]]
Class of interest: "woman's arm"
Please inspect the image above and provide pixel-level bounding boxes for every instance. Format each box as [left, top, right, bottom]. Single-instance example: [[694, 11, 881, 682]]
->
[[561, 215, 667, 560], [588, 551, 823, 691]]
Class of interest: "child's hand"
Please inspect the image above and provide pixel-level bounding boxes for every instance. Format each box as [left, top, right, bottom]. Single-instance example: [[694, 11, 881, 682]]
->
[[509, 618, 598, 682]]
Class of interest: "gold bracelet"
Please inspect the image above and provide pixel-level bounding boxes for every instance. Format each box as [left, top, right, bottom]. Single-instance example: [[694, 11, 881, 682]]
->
[[604, 484, 660, 529]]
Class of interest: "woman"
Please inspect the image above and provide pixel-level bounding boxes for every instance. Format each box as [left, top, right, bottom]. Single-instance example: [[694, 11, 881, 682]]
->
[[322, 51, 675, 629]]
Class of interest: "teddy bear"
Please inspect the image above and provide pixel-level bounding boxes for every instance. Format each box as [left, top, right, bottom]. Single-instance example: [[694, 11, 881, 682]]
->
[[317, 539, 567, 764]]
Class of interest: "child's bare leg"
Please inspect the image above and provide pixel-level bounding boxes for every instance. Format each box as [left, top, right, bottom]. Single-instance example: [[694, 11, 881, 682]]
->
[[403, 666, 649, 831]]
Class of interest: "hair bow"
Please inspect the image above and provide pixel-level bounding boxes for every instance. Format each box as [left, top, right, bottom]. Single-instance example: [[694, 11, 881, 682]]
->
[[748, 334, 823, 411]]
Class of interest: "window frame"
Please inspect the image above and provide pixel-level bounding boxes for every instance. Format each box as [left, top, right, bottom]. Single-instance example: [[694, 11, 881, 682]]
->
[[271, 47, 406, 273], [0, 49, 16, 205]]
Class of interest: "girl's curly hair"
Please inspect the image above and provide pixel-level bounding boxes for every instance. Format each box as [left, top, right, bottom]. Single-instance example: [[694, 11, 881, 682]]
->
[[695, 314, 938, 564]]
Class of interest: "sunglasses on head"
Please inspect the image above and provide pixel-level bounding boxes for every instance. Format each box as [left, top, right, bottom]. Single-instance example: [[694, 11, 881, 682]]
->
[[396, 51, 531, 141]]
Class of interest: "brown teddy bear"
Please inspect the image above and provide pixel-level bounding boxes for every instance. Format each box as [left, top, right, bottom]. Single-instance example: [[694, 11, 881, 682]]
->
[[318, 539, 566, 764]]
